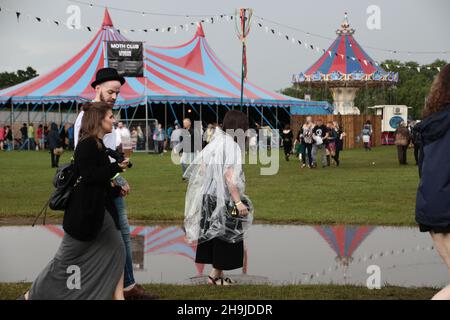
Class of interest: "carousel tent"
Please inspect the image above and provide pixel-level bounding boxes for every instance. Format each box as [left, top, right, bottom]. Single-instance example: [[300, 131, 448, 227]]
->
[[293, 13, 398, 115]]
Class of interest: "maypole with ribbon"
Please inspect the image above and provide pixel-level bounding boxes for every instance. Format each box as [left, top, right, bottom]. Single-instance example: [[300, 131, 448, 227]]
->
[[235, 8, 253, 111]]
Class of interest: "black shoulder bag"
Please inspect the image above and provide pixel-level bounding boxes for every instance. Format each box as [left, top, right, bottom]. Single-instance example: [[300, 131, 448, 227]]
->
[[32, 161, 82, 226]]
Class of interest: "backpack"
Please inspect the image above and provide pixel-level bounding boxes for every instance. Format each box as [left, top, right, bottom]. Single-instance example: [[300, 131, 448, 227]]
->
[[32, 161, 82, 226]]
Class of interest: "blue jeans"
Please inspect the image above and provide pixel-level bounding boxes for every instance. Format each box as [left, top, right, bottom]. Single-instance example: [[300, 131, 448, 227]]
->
[[312, 144, 327, 166], [114, 196, 135, 288]]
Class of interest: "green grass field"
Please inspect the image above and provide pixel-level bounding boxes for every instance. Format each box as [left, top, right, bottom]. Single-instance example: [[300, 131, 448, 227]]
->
[[0, 283, 437, 300], [0, 146, 419, 225]]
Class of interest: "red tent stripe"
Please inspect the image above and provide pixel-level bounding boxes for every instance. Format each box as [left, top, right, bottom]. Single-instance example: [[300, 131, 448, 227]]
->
[[8, 29, 102, 97], [145, 56, 240, 98], [47, 35, 104, 96]]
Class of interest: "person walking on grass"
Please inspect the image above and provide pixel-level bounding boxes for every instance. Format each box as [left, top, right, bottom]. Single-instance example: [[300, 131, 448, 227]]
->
[[4, 126, 12, 151], [36, 124, 44, 150], [311, 118, 329, 168], [411, 120, 422, 165], [325, 121, 337, 167], [0, 125, 5, 151], [74, 67, 158, 300], [332, 121, 345, 167], [394, 121, 410, 165], [28, 123, 35, 150], [23, 102, 129, 300], [153, 123, 165, 155], [293, 130, 305, 166], [299, 116, 314, 168], [415, 63, 450, 300], [280, 124, 293, 161], [361, 121, 372, 151], [184, 110, 253, 285], [48, 123, 62, 168]]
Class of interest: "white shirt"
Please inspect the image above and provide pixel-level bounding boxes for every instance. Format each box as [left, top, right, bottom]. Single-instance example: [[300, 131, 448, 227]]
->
[[74, 110, 117, 163], [116, 127, 131, 149]]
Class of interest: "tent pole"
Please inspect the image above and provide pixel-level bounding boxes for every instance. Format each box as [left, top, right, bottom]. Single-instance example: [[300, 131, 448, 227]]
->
[[246, 105, 249, 122], [129, 103, 139, 129], [11, 102, 14, 150], [145, 101, 149, 153], [27, 103, 30, 150], [42, 104, 46, 127], [200, 104, 202, 125], [260, 106, 263, 126], [275, 107, 278, 130], [59, 103, 62, 127], [144, 69, 149, 153], [164, 102, 167, 132], [216, 105, 219, 124], [183, 103, 185, 120]]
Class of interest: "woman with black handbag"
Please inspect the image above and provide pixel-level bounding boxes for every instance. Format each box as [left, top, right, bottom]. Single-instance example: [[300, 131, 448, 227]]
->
[[23, 102, 130, 300], [184, 110, 253, 285]]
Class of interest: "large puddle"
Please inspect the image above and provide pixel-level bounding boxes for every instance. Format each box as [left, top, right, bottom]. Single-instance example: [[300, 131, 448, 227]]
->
[[0, 224, 447, 287]]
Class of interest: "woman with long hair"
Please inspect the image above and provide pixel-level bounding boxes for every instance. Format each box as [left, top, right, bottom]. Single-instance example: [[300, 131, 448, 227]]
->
[[24, 102, 129, 300], [415, 63, 450, 300], [184, 110, 253, 285]]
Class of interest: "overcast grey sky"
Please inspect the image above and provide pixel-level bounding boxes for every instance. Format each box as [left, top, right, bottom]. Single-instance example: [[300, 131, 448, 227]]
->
[[0, 0, 449, 91]]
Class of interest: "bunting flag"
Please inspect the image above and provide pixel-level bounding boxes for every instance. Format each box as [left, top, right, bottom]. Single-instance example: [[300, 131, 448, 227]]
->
[[0, 5, 234, 36], [0, 5, 447, 73], [253, 17, 447, 74]]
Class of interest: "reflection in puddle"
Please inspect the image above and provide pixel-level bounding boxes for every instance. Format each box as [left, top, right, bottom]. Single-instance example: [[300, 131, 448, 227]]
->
[[0, 224, 447, 287]]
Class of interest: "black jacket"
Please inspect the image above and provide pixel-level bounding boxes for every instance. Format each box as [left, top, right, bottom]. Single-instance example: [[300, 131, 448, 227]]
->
[[415, 105, 450, 227], [63, 137, 122, 241], [48, 125, 62, 149]]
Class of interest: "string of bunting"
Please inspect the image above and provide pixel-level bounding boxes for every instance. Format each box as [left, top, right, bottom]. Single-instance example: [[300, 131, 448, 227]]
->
[[0, 6, 235, 35], [297, 244, 435, 284], [0, 5, 447, 73], [252, 17, 447, 73]]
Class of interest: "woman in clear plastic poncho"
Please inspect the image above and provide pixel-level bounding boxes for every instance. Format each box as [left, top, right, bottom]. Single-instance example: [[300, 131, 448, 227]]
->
[[183, 110, 254, 285]]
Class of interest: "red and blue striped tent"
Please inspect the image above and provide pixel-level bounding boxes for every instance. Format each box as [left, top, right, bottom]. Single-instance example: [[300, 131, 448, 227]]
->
[[314, 225, 374, 267], [44, 224, 205, 275], [0, 8, 332, 123], [293, 14, 398, 87]]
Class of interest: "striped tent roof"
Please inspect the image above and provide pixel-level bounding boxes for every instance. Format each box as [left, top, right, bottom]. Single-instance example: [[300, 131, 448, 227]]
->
[[314, 225, 374, 265], [293, 13, 398, 86], [0, 9, 332, 114], [44, 224, 205, 275]]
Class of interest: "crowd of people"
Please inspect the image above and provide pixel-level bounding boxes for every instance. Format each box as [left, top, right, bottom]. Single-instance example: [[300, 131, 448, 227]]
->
[[13, 63, 450, 300], [279, 116, 346, 168]]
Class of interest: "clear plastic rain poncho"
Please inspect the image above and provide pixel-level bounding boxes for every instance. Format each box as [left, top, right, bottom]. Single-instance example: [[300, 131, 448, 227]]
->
[[183, 128, 253, 244]]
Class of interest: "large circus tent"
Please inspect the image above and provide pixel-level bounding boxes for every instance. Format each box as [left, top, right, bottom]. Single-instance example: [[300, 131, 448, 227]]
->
[[0, 8, 332, 142]]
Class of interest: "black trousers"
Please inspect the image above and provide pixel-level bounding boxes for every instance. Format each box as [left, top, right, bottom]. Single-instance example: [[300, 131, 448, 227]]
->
[[195, 238, 244, 271], [283, 142, 292, 157], [414, 144, 420, 164], [50, 149, 60, 168], [397, 145, 408, 164], [332, 149, 341, 165]]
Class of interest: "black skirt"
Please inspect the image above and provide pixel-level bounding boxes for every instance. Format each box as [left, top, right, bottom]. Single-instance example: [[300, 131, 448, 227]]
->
[[419, 223, 450, 233], [195, 238, 243, 270]]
